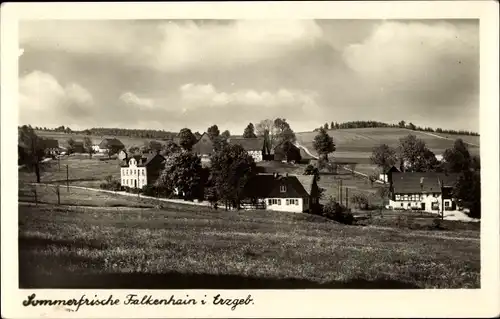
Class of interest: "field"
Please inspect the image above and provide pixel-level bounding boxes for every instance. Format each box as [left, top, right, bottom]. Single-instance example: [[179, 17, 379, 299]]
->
[[18, 185, 480, 289], [35, 130, 155, 149], [19, 156, 121, 188], [295, 127, 480, 161]]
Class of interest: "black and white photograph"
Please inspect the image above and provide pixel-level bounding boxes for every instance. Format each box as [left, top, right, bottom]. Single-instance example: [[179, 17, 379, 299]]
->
[[2, 1, 499, 318]]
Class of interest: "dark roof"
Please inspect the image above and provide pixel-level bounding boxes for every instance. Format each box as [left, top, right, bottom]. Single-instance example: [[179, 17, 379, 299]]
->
[[193, 133, 214, 155], [385, 166, 400, 174], [273, 140, 299, 151], [121, 153, 165, 167], [244, 173, 311, 199], [391, 172, 459, 194], [228, 137, 264, 151], [99, 138, 124, 149], [41, 138, 59, 149]]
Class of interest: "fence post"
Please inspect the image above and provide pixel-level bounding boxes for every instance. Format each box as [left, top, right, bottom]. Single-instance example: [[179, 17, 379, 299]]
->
[[56, 184, 61, 205], [346, 187, 349, 208], [33, 187, 38, 206], [66, 165, 69, 192]]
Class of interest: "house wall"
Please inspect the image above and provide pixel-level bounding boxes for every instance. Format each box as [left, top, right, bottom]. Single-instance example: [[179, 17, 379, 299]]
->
[[247, 150, 263, 162], [264, 197, 304, 213], [120, 159, 148, 189], [389, 193, 460, 213]]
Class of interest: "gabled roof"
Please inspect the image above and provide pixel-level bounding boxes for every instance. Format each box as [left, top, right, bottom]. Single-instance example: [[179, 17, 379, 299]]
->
[[121, 153, 165, 167], [99, 138, 124, 149], [385, 166, 400, 174], [228, 137, 265, 151], [391, 172, 459, 194], [273, 140, 299, 151], [40, 138, 59, 149], [295, 175, 315, 195], [193, 132, 214, 155], [244, 173, 312, 199]]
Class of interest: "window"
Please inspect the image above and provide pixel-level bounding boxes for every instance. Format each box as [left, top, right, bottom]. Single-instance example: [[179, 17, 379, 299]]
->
[[295, 199, 299, 205], [278, 199, 281, 205], [401, 203, 404, 207], [304, 198, 309, 205], [403, 195, 408, 201], [408, 203, 411, 207], [280, 185, 286, 193], [286, 199, 290, 205], [122, 179, 124, 185], [444, 201, 450, 207], [142, 169, 145, 176], [268, 199, 272, 205], [395, 194, 400, 200]]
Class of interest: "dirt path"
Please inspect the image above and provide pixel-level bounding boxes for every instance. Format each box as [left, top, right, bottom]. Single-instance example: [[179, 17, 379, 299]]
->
[[413, 130, 479, 147]]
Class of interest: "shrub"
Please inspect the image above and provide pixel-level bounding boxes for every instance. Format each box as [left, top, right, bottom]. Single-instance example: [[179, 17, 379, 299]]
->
[[350, 193, 369, 210], [100, 177, 121, 191], [322, 198, 354, 225]]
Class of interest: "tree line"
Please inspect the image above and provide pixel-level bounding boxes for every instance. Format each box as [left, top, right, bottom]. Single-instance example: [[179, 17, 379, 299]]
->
[[314, 120, 479, 136]]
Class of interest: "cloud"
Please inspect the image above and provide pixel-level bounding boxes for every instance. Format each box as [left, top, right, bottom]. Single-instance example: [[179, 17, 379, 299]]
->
[[19, 20, 324, 73], [119, 92, 155, 109], [19, 71, 94, 128], [342, 21, 478, 105]]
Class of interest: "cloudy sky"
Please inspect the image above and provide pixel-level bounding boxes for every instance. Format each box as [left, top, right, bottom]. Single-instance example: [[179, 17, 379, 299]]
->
[[19, 19, 479, 134]]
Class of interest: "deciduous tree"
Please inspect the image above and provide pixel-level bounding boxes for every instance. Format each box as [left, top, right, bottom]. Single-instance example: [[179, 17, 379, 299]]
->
[[207, 125, 220, 140], [312, 127, 335, 161], [442, 139, 471, 173], [453, 170, 480, 218], [243, 123, 257, 138], [178, 128, 197, 151], [18, 125, 46, 183], [370, 144, 398, 171], [83, 137, 93, 158]]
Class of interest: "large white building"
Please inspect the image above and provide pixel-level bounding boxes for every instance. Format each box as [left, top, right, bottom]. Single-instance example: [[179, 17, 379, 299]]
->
[[388, 172, 461, 213], [120, 153, 166, 189]]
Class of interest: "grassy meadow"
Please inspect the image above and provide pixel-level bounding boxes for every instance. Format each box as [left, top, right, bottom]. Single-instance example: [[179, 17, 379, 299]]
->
[[295, 127, 480, 160], [19, 190, 480, 289]]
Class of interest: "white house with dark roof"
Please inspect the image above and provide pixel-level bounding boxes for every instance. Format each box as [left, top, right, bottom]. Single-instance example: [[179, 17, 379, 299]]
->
[[228, 137, 269, 162], [242, 173, 319, 213], [388, 171, 461, 213], [120, 152, 165, 189]]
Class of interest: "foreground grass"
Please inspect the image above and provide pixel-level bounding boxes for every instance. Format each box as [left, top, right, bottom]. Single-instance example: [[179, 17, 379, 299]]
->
[[19, 201, 480, 289]]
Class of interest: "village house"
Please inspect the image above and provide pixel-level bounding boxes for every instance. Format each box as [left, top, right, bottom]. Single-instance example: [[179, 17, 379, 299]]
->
[[98, 138, 125, 154], [228, 137, 270, 162], [379, 166, 400, 184], [192, 132, 214, 164], [273, 140, 302, 163], [242, 173, 320, 213], [72, 141, 85, 153], [120, 152, 166, 189], [41, 138, 60, 156], [388, 171, 460, 213]]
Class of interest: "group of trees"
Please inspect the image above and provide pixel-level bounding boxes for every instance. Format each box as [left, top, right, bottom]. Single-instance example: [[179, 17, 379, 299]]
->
[[314, 121, 478, 136], [254, 118, 297, 148]]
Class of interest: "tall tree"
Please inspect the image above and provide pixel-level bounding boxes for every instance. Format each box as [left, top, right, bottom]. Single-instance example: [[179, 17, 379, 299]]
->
[[210, 144, 257, 210], [313, 127, 336, 161], [255, 119, 276, 147], [442, 139, 471, 173], [398, 120, 406, 128], [453, 170, 480, 218], [370, 144, 398, 171], [407, 122, 416, 130], [220, 130, 231, 140], [273, 118, 296, 147], [303, 164, 320, 182], [243, 123, 257, 138], [323, 123, 329, 130], [83, 137, 93, 159], [156, 151, 204, 200], [398, 134, 437, 172], [66, 138, 76, 154], [162, 141, 181, 157], [207, 125, 220, 140], [330, 121, 334, 130], [18, 125, 46, 183], [178, 128, 197, 151]]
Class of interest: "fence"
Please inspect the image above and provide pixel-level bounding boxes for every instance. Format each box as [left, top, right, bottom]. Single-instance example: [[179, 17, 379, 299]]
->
[[19, 182, 70, 206]]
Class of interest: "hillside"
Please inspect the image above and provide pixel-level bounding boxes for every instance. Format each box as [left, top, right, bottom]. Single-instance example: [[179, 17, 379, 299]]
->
[[295, 127, 480, 162]]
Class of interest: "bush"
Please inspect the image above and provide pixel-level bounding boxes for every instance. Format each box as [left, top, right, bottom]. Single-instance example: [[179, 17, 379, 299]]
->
[[350, 193, 369, 210], [99, 177, 121, 191], [322, 198, 354, 225]]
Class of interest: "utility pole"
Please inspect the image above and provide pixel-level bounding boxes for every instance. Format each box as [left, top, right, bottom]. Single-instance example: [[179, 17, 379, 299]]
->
[[66, 165, 69, 191], [346, 187, 349, 208], [339, 180, 343, 204], [137, 169, 140, 198]]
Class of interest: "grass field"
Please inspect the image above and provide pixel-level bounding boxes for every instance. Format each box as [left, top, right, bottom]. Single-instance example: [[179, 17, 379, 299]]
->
[[19, 156, 121, 187], [295, 127, 480, 162], [18, 188, 480, 289]]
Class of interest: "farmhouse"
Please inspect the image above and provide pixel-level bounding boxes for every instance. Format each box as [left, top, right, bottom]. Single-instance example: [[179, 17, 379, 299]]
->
[[273, 141, 302, 163], [228, 137, 269, 162], [379, 166, 400, 184], [192, 132, 214, 164], [388, 172, 460, 213], [99, 138, 125, 154], [120, 152, 165, 189], [242, 173, 320, 213], [41, 138, 60, 155], [72, 141, 85, 153]]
